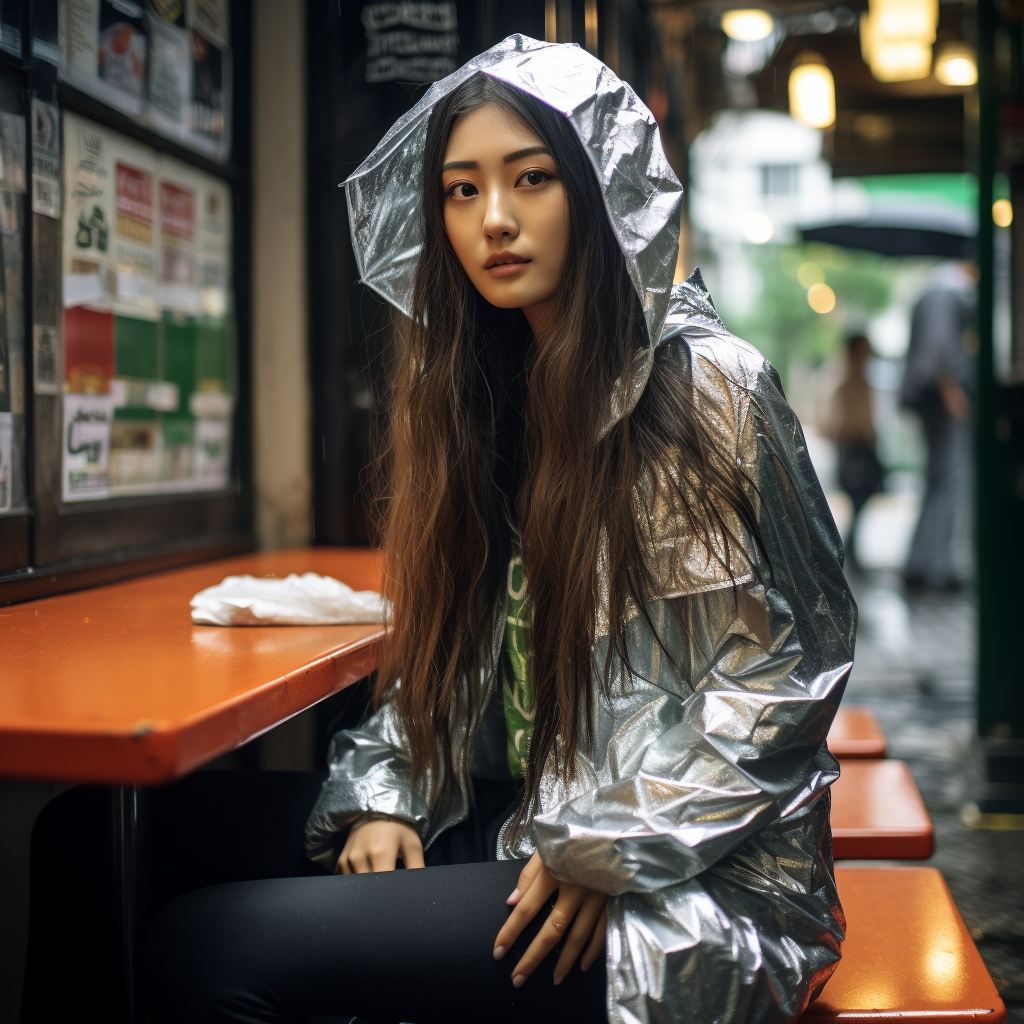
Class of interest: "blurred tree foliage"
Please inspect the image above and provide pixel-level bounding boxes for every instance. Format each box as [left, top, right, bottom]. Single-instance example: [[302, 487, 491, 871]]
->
[[718, 242, 893, 384]]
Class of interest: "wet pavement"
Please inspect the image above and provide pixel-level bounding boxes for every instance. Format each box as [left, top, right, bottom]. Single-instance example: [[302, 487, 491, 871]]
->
[[843, 568, 1024, 1022]]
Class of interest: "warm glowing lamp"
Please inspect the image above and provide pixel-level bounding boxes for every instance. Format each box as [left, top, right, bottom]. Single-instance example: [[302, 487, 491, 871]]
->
[[789, 53, 836, 129], [993, 199, 1013, 228], [721, 9, 775, 42], [860, 0, 937, 82], [868, 37, 933, 80], [869, 0, 937, 44], [934, 42, 978, 86]]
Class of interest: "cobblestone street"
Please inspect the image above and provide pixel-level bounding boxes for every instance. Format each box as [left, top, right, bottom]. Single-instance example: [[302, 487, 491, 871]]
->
[[843, 569, 1024, 1022]]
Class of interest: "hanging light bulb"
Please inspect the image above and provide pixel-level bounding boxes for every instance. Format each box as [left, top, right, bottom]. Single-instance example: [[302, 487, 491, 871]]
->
[[862, 29, 933, 80], [789, 52, 836, 129], [870, 0, 937, 44], [860, 0, 937, 82], [721, 9, 775, 42], [934, 42, 978, 86]]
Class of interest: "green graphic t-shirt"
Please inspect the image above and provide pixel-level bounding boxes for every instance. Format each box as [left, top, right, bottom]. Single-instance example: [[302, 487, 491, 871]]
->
[[501, 540, 535, 778]]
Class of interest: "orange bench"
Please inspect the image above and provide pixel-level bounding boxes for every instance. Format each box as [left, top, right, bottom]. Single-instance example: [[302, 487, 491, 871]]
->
[[802, 867, 1006, 1022], [829, 705, 888, 759], [831, 759, 934, 860]]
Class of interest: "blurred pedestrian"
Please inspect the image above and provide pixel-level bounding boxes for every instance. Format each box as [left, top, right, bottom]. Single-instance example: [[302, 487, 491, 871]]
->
[[825, 333, 884, 572], [900, 261, 976, 591]]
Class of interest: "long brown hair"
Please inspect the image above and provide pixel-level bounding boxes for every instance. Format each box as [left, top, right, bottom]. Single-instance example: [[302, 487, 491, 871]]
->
[[374, 74, 758, 812]]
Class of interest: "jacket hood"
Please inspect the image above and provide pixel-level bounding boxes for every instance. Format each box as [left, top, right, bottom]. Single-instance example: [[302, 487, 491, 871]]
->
[[344, 34, 684, 430]]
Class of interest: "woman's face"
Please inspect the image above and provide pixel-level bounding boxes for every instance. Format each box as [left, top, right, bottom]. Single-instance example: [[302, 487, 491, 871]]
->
[[441, 102, 569, 333]]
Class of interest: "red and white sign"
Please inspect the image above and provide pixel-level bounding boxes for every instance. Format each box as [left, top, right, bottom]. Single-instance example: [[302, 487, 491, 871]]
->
[[160, 181, 195, 238], [115, 162, 152, 223]]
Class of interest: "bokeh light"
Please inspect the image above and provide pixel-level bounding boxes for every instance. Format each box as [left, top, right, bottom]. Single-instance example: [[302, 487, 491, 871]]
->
[[721, 9, 775, 42], [993, 199, 1013, 228], [797, 263, 826, 288], [741, 211, 774, 244], [789, 57, 836, 129], [934, 44, 978, 86], [807, 282, 837, 313]]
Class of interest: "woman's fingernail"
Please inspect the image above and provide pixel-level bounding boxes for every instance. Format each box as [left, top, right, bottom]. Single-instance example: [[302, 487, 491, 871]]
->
[[553, 973, 564, 986], [512, 974, 526, 988], [493, 945, 506, 960], [507, 887, 520, 904]]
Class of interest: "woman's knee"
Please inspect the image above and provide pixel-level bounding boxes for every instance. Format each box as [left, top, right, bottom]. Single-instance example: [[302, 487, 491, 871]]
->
[[144, 882, 285, 1024]]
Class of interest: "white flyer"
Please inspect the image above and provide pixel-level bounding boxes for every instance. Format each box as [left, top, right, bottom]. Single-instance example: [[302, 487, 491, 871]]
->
[[158, 157, 199, 313], [63, 112, 112, 308], [198, 174, 231, 318], [109, 134, 158, 313], [0, 410, 12, 513], [62, 392, 113, 501], [147, 16, 191, 137], [0, 113, 27, 193], [193, 416, 230, 488], [33, 324, 60, 395], [59, 0, 101, 82], [31, 100, 61, 219]]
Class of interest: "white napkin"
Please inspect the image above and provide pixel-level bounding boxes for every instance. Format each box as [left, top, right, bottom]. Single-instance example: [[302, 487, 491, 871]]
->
[[190, 572, 388, 626]]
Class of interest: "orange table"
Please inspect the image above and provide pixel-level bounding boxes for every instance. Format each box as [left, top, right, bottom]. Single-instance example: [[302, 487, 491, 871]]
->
[[803, 867, 1006, 1022], [0, 548, 385, 785], [831, 759, 934, 860], [829, 705, 888, 759]]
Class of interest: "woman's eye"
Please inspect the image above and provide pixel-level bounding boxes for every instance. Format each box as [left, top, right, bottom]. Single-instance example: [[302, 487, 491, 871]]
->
[[447, 182, 477, 200], [521, 170, 550, 187]]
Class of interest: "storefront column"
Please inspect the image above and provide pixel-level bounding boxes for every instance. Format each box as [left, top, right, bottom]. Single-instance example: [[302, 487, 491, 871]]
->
[[252, 0, 312, 549]]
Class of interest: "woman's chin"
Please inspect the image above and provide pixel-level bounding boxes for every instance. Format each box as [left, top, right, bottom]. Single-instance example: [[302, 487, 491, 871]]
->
[[473, 283, 556, 313]]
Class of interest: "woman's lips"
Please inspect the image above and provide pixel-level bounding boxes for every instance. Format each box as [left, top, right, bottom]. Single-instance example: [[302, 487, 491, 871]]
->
[[486, 259, 531, 278]]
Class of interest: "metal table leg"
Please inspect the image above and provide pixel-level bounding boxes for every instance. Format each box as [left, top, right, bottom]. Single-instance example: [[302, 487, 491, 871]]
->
[[112, 785, 140, 1024]]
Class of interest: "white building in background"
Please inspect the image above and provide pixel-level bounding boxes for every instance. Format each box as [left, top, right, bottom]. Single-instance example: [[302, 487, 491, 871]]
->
[[688, 108, 881, 316], [689, 109, 835, 246]]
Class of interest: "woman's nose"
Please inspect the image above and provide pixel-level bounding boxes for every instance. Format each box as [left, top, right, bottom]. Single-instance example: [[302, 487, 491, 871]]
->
[[482, 190, 519, 241]]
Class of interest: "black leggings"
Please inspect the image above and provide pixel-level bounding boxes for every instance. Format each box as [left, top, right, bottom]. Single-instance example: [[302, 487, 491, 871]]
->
[[143, 776, 608, 1024]]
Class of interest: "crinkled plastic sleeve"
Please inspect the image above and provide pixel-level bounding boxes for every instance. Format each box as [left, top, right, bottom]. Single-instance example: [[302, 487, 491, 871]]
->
[[532, 357, 855, 895], [304, 701, 430, 870]]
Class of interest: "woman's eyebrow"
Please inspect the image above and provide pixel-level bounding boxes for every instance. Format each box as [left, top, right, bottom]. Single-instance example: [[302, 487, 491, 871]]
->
[[441, 146, 551, 172], [503, 146, 551, 163]]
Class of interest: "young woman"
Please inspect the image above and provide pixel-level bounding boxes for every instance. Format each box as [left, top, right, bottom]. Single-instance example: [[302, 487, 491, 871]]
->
[[145, 36, 855, 1024]]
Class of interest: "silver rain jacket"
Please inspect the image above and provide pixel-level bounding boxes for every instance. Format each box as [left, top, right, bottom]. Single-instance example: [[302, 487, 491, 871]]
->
[[306, 34, 856, 1024]]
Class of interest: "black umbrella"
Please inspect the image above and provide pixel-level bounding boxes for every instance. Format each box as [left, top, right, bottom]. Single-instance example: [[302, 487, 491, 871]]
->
[[801, 198, 977, 258], [801, 223, 974, 258]]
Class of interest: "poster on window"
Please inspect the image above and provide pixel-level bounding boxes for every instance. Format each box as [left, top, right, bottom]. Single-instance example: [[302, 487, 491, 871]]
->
[[31, 101, 61, 219], [63, 112, 112, 308], [0, 113, 26, 194], [158, 160, 199, 314], [63, 115, 160, 315], [110, 137, 158, 313], [59, 0, 148, 116], [61, 113, 234, 500], [57, 0, 231, 162], [193, 415, 229, 488], [198, 176, 230, 318], [0, 410, 12, 512], [147, 3, 191, 137], [62, 392, 114, 500]]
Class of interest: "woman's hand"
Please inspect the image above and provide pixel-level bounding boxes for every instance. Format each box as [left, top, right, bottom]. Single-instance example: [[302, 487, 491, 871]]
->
[[335, 817, 425, 874], [493, 851, 607, 987]]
